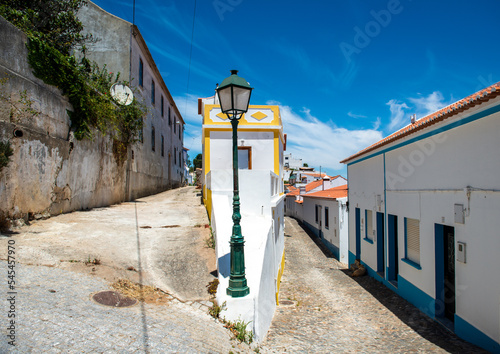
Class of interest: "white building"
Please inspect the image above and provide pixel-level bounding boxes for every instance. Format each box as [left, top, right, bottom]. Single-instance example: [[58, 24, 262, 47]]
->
[[341, 82, 500, 353], [199, 96, 285, 342], [301, 186, 349, 264], [79, 2, 185, 196], [284, 180, 349, 264], [284, 152, 302, 169]]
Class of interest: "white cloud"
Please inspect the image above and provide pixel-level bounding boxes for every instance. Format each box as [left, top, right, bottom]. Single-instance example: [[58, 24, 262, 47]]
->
[[176, 96, 383, 174], [409, 91, 447, 116], [386, 99, 409, 131], [173, 94, 204, 158], [386, 91, 450, 132], [347, 112, 367, 119], [276, 103, 383, 173]]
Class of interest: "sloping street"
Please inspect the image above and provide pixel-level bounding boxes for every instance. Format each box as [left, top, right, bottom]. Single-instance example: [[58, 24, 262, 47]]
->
[[0, 187, 254, 353], [0, 188, 488, 353], [261, 217, 485, 353]]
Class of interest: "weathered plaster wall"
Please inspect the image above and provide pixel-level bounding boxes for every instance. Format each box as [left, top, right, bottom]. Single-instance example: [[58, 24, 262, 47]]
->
[[0, 16, 174, 220]]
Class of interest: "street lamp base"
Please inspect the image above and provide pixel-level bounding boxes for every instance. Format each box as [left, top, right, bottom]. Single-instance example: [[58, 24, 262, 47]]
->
[[226, 284, 250, 298]]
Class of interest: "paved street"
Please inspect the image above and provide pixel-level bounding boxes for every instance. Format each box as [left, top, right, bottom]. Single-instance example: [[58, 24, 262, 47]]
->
[[0, 189, 488, 353], [261, 217, 486, 353], [0, 261, 252, 353]]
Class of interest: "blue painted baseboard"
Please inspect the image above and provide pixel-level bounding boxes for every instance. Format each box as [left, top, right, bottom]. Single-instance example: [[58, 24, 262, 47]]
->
[[352, 255, 498, 352], [455, 315, 500, 353], [321, 237, 339, 260]]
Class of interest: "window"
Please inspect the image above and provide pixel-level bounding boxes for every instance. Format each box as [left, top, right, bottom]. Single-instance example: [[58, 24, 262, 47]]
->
[[174, 147, 177, 165], [151, 80, 155, 105], [405, 218, 421, 266], [179, 151, 181, 167], [161, 135, 164, 157], [139, 127, 143, 143], [325, 207, 329, 229], [168, 107, 171, 125], [174, 118, 176, 133], [178, 124, 181, 139], [151, 126, 155, 152], [315, 205, 319, 223], [161, 95, 164, 117], [365, 210, 373, 242], [139, 58, 143, 87], [237, 147, 251, 169]]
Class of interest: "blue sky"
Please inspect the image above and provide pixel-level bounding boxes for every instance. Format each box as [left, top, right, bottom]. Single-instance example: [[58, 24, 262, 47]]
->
[[90, 0, 500, 177]]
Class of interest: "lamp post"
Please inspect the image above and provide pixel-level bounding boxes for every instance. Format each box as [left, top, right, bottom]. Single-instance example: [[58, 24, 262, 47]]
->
[[216, 70, 253, 297]]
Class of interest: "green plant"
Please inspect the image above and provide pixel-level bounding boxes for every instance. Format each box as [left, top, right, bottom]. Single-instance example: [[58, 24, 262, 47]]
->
[[0, 140, 13, 172], [224, 319, 253, 344], [206, 279, 219, 296], [208, 300, 226, 319], [85, 256, 101, 265], [0, 0, 92, 55], [1, 1, 146, 151], [205, 226, 215, 249], [0, 77, 40, 122], [0, 211, 11, 232]]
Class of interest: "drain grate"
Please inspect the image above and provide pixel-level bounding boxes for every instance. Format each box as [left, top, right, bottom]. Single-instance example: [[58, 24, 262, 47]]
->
[[92, 291, 138, 308], [279, 300, 296, 306]]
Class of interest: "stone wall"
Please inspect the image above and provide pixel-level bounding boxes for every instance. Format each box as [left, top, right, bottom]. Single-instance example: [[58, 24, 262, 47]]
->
[[0, 16, 172, 221]]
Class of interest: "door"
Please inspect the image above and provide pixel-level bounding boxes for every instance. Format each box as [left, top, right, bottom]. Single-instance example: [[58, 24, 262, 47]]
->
[[435, 224, 456, 322], [355, 208, 361, 260], [388, 214, 399, 283], [376, 212, 385, 275], [318, 205, 323, 238], [444, 226, 456, 321]]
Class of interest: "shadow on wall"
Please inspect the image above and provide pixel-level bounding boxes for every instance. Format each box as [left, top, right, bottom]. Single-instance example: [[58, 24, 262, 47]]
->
[[293, 218, 337, 260], [217, 252, 230, 278]]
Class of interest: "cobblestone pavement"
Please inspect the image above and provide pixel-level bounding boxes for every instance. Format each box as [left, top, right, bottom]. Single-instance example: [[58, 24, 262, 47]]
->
[[0, 261, 254, 353], [260, 217, 486, 353]]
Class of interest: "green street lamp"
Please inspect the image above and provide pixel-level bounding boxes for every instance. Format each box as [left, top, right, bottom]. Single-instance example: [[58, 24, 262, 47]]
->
[[216, 70, 253, 298]]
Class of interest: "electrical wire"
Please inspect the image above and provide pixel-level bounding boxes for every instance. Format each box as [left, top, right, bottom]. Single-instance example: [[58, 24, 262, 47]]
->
[[184, 0, 197, 119]]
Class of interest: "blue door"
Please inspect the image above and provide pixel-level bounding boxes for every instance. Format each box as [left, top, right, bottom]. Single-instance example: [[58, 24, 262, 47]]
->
[[376, 212, 385, 275], [355, 208, 361, 260], [387, 214, 399, 283]]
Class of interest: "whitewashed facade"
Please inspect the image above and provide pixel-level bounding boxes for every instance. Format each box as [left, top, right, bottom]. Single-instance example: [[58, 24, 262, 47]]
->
[[341, 82, 500, 353], [199, 97, 285, 342]]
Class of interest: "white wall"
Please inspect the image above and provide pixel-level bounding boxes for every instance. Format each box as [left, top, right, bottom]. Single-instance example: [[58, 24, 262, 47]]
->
[[209, 131, 275, 171], [348, 153, 385, 271], [347, 99, 500, 347]]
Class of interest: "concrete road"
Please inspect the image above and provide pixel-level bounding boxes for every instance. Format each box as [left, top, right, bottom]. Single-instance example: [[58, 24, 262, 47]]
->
[[0, 186, 216, 301]]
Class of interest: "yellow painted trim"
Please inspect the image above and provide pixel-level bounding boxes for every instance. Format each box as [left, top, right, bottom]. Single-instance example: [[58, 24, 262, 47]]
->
[[205, 105, 282, 126], [274, 131, 280, 176], [275, 248, 286, 305], [204, 131, 211, 174]]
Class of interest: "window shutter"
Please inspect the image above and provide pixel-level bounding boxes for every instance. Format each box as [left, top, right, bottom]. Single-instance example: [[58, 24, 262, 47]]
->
[[406, 218, 420, 264]]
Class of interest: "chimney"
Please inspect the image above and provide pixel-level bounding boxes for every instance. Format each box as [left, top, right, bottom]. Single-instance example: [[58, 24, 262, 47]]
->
[[410, 114, 416, 124]]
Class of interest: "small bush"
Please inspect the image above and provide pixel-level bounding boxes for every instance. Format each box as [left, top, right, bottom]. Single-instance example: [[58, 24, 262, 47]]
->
[[208, 300, 226, 319], [0, 140, 13, 172], [206, 279, 219, 296], [224, 319, 253, 344]]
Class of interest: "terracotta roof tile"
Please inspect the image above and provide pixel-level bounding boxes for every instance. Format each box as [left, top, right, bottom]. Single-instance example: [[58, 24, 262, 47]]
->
[[341, 82, 500, 163], [303, 184, 348, 199], [305, 179, 323, 192]]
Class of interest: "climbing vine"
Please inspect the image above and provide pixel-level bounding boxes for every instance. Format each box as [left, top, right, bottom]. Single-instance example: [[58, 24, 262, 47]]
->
[[0, 1, 146, 143]]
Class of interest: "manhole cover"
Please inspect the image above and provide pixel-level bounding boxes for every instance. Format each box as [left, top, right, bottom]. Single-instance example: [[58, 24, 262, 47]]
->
[[279, 300, 295, 306], [92, 291, 138, 308]]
